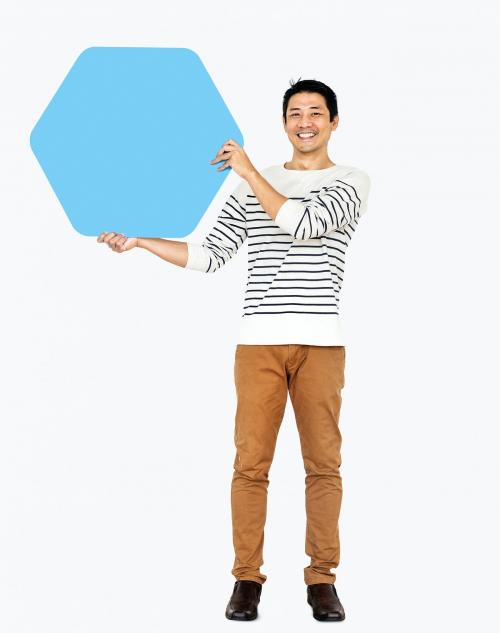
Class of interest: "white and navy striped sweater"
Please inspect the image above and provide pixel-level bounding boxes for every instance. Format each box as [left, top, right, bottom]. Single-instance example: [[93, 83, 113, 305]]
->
[[186, 163, 371, 345]]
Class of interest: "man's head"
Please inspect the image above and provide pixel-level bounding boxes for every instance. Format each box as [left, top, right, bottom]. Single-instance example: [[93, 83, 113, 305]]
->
[[282, 78, 339, 156]]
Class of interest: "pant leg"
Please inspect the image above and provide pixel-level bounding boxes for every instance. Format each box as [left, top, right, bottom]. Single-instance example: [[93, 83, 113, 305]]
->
[[287, 344, 346, 586], [231, 344, 289, 585]]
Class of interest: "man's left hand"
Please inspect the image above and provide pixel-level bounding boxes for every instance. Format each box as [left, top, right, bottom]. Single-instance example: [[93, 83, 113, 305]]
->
[[209, 139, 256, 180]]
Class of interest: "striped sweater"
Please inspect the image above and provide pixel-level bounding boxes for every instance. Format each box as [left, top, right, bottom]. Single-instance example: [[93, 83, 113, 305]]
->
[[185, 163, 371, 345]]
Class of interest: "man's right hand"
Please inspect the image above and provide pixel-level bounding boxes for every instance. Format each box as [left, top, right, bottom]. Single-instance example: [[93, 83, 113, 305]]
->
[[97, 232, 139, 253]]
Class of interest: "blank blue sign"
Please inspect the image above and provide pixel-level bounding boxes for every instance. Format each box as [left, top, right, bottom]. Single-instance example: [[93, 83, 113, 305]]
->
[[30, 47, 244, 237]]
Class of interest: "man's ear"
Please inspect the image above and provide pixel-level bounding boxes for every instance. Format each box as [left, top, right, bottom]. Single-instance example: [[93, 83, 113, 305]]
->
[[331, 115, 339, 131]]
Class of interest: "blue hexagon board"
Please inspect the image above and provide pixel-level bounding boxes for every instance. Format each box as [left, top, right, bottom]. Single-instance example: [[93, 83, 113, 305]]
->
[[30, 47, 244, 237]]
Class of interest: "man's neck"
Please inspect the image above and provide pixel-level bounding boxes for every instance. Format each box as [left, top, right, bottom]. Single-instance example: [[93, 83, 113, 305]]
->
[[284, 156, 336, 171]]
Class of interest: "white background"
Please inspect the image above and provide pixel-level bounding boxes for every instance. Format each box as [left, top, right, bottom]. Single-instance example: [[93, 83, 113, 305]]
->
[[1, 1, 499, 631]]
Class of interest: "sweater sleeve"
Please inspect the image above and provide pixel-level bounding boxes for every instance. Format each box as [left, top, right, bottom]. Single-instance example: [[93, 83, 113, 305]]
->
[[185, 179, 248, 272], [273, 169, 371, 240]]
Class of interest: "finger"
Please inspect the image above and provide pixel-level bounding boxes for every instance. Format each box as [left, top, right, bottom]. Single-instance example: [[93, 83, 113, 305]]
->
[[210, 141, 237, 161], [114, 234, 126, 246], [103, 232, 117, 243], [225, 140, 241, 150], [109, 234, 124, 248], [216, 160, 231, 171], [210, 148, 232, 164], [117, 236, 128, 250]]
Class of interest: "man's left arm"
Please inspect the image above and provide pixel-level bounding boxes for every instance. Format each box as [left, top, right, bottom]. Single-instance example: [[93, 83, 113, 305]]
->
[[245, 169, 288, 221], [210, 138, 288, 221], [210, 139, 371, 240], [245, 168, 371, 240]]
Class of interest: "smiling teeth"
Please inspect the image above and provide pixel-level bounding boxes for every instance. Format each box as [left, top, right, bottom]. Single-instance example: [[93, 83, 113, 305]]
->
[[298, 133, 315, 138]]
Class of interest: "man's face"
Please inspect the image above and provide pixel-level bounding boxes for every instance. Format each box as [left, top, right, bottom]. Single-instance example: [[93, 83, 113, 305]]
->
[[283, 92, 339, 155]]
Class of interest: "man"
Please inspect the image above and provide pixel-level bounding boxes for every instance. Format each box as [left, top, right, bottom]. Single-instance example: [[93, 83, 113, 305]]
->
[[97, 78, 371, 622]]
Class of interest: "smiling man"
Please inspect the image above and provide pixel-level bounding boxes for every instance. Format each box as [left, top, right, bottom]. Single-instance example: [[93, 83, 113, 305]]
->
[[97, 78, 371, 622]]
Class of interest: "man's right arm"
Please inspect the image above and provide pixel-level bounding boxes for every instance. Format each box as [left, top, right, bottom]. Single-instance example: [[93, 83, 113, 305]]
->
[[137, 238, 188, 268], [98, 179, 248, 269], [183, 179, 249, 273]]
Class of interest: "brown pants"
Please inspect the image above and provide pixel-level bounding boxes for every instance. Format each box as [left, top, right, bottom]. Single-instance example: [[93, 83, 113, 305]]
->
[[231, 343, 346, 586]]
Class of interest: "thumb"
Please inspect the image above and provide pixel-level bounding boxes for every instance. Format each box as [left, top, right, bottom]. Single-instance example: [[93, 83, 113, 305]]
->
[[120, 236, 138, 251]]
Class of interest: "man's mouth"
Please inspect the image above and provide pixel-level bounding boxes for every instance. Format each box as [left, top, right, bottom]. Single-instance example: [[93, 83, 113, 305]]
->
[[296, 132, 317, 141]]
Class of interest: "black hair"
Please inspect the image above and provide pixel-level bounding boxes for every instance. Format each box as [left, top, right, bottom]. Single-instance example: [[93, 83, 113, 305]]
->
[[282, 78, 338, 123]]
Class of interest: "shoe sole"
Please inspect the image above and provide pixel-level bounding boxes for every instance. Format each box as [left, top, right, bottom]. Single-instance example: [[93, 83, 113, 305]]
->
[[225, 610, 258, 621], [307, 596, 345, 621]]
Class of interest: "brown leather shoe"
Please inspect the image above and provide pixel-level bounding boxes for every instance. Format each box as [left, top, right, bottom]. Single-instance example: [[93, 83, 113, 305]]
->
[[307, 583, 345, 621], [225, 580, 262, 621]]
